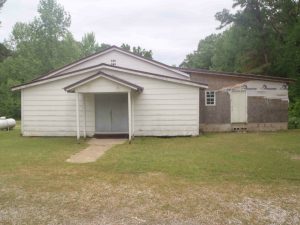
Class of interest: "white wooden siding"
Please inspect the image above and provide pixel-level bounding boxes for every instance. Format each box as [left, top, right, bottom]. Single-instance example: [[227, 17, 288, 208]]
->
[[64, 50, 188, 79], [101, 69, 200, 136], [76, 77, 130, 93], [22, 69, 199, 137], [22, 73, 95, 137]]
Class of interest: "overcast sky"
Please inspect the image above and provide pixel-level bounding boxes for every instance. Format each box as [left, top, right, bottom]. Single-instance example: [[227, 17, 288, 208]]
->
[[0, 0, 233, 65]]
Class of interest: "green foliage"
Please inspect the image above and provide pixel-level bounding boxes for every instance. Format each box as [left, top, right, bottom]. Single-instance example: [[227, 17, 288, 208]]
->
[[0, 0, 81, 118], [1, 126, 300, 223], [133, 46, 153, 59], [0, 1, 9, 62], [0, 43, 11, 62], [289, 98, 300, 129], [121, 43, 153, 59], [211, 28, 242, 72], [288, 117, 300, 129], [0, 0, 6, 25], [181, 34, 221, 69], [80, 32, 101, 56], [0, 0, 153, 118], [1, 126, 300, 183], [288, 97, 300, 129], [290, 98, 300, 116], [120, 43, 130, 51], [183, 0, 300, 117], [99, 131, 300, 182], [37, 0, 71, 39]]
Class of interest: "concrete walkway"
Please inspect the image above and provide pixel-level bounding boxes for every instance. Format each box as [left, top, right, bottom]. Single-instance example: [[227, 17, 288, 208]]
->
[[66, 138, 126, 163]]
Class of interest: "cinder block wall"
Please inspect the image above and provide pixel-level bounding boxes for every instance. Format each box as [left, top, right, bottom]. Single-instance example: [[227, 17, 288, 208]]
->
[[190, 72, 289, 132], [247, 97, 288, 123]]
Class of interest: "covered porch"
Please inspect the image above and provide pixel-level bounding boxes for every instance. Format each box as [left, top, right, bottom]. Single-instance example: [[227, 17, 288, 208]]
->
[[64, 71, 143, 141]]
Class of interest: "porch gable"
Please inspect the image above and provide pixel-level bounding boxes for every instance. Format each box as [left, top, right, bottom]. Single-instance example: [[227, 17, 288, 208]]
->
[[64, 71, 143, 93]]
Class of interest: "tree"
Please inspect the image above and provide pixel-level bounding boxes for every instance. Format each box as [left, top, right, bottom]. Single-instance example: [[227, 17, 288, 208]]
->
[[0, 0, 6, 26], [181, 34, 221, 69], [182, 0, 300, 119], [0, 0, 155, 118], [215, 0, 272, 69], [80, 32, 100, 56], [121, 43, 153, 59], [133, 46, 152, 59], [0, 43, 10, 62], [121, 43, 130, 51], [0, 0, 9, 62], [0, 0, 81, 117], [0, 0, 5, 8], [183, 0, 300, 75], [5, 0, 81, 75], [8, 0, 83, 73]]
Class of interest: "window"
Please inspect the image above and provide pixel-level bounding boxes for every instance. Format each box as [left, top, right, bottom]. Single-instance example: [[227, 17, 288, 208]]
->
[[111, 59, 116, 66], [205, 91, 216, 106]]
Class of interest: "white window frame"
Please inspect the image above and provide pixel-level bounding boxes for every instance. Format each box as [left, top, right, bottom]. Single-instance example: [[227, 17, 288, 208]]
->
[[205, 90, 216, 106]]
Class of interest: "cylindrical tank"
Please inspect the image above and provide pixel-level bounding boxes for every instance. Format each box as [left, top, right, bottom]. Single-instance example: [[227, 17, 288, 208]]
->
[[0, 117, 16, 130]]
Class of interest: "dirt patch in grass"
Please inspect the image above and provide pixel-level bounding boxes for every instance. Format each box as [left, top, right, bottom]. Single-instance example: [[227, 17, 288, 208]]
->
[[1, 129, 300, 224], [1, 174, 300, 225], [291, 155, 300, 160], [232, 197, 300, 224]]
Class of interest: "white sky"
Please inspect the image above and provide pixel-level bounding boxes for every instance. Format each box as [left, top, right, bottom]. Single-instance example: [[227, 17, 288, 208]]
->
[[0, 0, 233, 66]]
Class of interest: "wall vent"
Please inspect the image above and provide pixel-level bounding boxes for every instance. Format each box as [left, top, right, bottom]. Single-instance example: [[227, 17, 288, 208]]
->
[[111, 59, 116, 66]]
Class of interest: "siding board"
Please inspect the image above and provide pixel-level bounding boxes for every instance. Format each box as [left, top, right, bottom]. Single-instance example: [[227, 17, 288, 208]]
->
[[115, 71, 200, 136], [22, 69, 199, 137]]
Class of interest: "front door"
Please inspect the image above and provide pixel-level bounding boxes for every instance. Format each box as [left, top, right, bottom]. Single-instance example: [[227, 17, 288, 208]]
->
[[230, 90, 247, 123], [95, 93, 128, 133]]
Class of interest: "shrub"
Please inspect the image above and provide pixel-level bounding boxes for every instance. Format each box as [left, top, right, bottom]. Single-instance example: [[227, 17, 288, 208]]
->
[[288, 117, 300, 129]]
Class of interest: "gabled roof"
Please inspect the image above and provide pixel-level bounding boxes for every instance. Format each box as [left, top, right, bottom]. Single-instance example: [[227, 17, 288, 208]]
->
[[64, 71, 143, 93], [33, 45, 189, 81], [11, 63, 208, 91], [178, 67, 295, 83]]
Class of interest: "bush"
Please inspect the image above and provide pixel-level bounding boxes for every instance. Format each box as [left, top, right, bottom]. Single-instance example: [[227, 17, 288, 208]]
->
[[289, 98, 300, 117], [288, 117, 300, 129]]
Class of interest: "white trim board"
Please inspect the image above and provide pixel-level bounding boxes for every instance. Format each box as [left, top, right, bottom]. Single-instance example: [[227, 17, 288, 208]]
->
[[12, 65, 208, 91], [65, 73, 142, 93]]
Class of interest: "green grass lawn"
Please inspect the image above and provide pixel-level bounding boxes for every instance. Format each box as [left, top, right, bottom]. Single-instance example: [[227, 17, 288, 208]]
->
[[97, 131, 300, 183], [1, 125, 300, 224]]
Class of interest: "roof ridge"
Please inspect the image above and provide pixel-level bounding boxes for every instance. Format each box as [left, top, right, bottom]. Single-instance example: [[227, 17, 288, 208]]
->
[[178, 67, 295, 83], [12, 64, 208, 91], [31, 46, 116, 81], [13, 63, 207, 89], [32, 45, 187, 82]]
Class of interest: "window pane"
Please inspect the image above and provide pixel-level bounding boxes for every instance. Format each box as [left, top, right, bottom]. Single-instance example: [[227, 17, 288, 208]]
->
[[206, 91, 216, 105]]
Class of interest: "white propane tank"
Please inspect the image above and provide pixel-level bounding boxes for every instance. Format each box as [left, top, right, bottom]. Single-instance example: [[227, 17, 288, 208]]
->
[[0, 117, 16, 130]]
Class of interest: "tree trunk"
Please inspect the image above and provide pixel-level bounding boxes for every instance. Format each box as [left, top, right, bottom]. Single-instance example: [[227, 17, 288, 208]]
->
[[251, 0, 269, 65]]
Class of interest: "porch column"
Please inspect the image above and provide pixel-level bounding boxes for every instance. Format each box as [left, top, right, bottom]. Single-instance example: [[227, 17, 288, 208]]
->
[[131, 93, 134, 137], [128, 91, 132, 141], [83, 94, 87, 139], [76, 92, 80, 140]]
